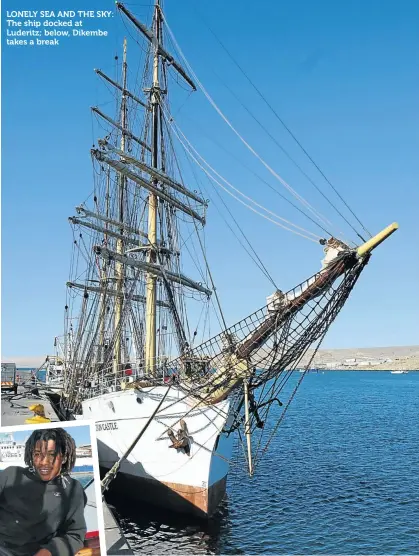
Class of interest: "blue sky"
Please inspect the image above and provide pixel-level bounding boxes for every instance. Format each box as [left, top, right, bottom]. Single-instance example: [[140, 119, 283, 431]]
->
[[2, 0, 418, 363], [12, 425, 91, 446]]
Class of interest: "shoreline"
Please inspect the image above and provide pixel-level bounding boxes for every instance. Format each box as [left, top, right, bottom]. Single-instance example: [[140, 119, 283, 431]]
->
[[305, 368, 419, 372], [4, 346, 419, 373], [300, 345, 419, 372]]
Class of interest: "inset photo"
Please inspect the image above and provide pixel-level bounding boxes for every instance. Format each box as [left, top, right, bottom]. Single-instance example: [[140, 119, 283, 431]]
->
[[0, 422, 104, 556]]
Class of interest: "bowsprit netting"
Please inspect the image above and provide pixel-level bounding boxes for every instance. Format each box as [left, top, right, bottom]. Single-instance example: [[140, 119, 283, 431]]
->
[[168, 250, 369, 404]]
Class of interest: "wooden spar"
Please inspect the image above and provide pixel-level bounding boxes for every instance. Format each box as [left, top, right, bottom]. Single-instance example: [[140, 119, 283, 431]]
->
[[236, 257, 348, 360], [243, 379, 253, 476], [200, 259, 349, 405], [116, 2, 196, 91], [94, 246, 212, 296], [68, 217, 143, 248], [94, 68, 148, 109], [145, 3, 160, 375], [99, 140, 207, 205], [66, 281, 170, 308], [202, 222, 399, 404], [75, 206, 148, 239], [357, 222, 398, 257], [236, 222, 399, 360], [92, 151, 206, 224], [91, 107, 151, 152]]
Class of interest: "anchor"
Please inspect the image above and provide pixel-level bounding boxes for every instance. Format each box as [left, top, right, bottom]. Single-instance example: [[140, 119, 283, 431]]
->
[[167, 419, 191, 456]]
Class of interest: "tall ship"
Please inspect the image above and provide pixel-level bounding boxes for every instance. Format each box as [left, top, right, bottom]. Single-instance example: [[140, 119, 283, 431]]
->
[[57, 1, 398, 516]]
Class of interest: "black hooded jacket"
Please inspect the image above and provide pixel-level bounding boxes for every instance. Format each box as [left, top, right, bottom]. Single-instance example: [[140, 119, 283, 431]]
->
[[0, 466, 87, 556]]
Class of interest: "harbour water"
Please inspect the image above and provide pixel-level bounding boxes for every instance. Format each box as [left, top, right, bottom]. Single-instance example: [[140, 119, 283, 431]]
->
[[107, 371, 419, 554], [74, 473, 94, 488]]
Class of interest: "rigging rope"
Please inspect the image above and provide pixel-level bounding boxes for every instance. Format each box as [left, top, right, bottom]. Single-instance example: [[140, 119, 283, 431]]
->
[[159, 108, 230, 332], [252, 337, 324, 473], [160, 10, 334, 232], [190, 6, 372, 242], [159, 100, 321, 243], [172, 110, 337, 240], [210, 72, 357, 242], [203, 174, 279, 288], [161, 108, 279, 288]]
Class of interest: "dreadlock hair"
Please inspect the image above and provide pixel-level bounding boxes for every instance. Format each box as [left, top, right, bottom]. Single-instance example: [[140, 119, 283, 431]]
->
[[24, 428, 77, 474]]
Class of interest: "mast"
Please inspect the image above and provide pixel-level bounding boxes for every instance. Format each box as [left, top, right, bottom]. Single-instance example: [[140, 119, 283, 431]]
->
[[114, 38, 128, 373], [145, 1, 160, 375], [98, 168, 110, 365]]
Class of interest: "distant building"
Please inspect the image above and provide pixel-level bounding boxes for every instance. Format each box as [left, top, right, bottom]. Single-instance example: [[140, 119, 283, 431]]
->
[[364, 360, 382, 366], [76, 445, 92, 458], [326, 362, 339, 368]]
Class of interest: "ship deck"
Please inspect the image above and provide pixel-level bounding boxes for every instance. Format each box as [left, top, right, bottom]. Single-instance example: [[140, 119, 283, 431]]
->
[[1, 386, 59, 426]]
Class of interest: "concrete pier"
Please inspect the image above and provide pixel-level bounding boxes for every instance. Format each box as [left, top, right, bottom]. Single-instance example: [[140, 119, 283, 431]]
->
[[1, 386, 59, 426]]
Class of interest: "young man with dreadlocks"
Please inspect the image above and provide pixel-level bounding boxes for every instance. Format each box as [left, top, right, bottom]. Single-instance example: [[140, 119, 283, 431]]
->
[[0, 428, 87, 556]]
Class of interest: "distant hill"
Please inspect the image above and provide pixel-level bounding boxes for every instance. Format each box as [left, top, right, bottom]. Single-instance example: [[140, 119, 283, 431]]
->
[[3, 346, 419, 371], [302, 345, 419, 371]]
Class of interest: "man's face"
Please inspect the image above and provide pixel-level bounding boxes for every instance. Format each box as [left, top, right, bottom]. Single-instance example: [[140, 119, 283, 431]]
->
[[32, 440, 63, 481]]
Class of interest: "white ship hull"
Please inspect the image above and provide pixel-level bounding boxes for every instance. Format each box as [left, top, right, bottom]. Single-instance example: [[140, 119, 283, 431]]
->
[[81, 385, 235, 516]]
